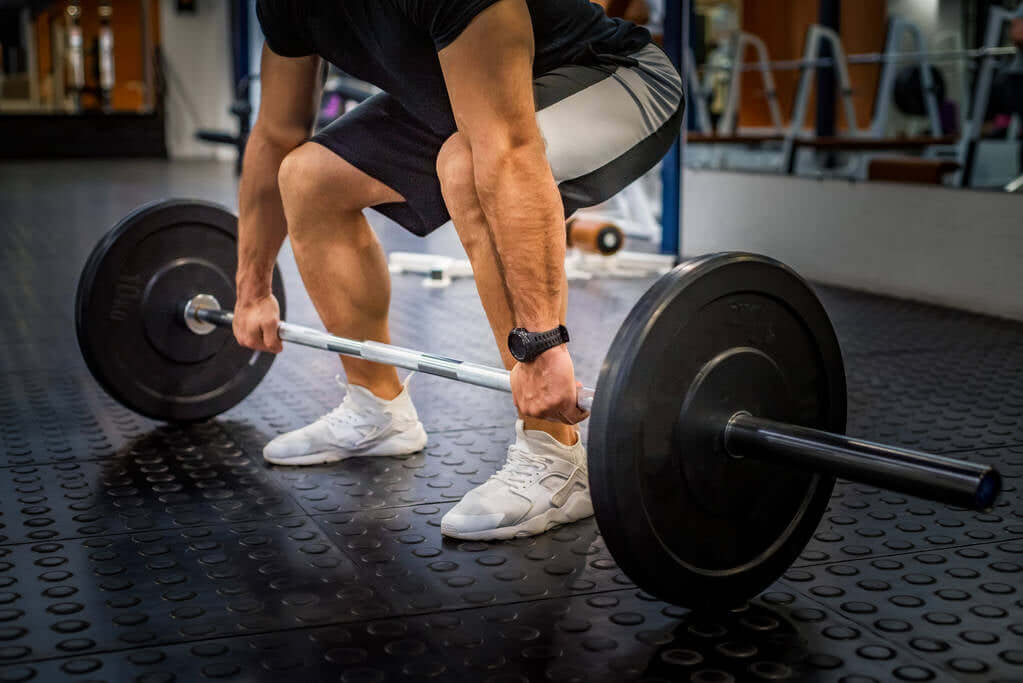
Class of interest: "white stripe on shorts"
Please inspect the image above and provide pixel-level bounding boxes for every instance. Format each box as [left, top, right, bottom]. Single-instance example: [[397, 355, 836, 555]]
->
[[536, 43, 683, 184]]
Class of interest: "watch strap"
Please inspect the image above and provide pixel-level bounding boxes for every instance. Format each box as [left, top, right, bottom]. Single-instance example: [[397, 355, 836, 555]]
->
[[532, 325, 570, 352]]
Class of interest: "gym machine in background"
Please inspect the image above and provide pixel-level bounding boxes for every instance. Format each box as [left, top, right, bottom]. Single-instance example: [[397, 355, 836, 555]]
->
[[715, 32, 785, 137], [869, 17, 944, 139], [685, 16, 957, 178], [955, 4, 1023, 187], [678, 5, 1022, 190]]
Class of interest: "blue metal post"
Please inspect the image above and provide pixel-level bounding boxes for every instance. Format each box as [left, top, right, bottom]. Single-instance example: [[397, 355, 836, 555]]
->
[[660, 0, 686, 258], [816, 0, 840, 139]]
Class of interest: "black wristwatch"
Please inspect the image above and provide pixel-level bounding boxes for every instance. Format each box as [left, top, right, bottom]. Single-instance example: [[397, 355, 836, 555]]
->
[[507, 325, 570, 363]]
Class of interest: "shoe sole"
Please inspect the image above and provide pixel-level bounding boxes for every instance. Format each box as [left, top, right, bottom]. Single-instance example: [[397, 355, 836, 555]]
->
[[263, 426, 428, 466], [440, 491, 594, 541]]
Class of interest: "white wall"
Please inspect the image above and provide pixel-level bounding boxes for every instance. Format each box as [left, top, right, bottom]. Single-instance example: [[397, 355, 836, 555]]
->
[[888, 0, 941, 38], [159, 1, 233, 159], [681, 170, 1023, 321]]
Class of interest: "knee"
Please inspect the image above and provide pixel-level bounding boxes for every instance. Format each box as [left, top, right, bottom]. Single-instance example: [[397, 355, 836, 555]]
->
[[437, 134, 486, 252], [278, 145, 327, 216], [280, 144, 374, 213], [436, 133, 477, 211], [278, 144, 367, 242]]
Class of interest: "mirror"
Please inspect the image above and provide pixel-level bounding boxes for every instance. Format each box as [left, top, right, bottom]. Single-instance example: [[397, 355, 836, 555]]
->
[[683, 0, 1023, 192]]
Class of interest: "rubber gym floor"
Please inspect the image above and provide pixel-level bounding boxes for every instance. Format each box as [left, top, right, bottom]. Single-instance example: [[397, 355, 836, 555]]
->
[[0, 161, 1020, 683]]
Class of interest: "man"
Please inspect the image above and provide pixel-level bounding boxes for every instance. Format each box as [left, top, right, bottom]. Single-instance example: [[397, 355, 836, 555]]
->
[[235, 0, 683, 540]]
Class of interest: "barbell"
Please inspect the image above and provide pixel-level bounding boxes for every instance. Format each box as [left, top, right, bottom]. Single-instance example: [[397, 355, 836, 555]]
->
[[75, 199, 1002, 610]]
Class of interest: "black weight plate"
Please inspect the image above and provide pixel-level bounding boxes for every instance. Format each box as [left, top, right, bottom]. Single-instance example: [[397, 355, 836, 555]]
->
[[588, 253, 845, 610], [894, 65, 946, 118], [75, 199, 286, 422]]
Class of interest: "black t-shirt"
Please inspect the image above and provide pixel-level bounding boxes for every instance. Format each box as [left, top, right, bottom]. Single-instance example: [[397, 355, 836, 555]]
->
[[256, 0, 650, 134]]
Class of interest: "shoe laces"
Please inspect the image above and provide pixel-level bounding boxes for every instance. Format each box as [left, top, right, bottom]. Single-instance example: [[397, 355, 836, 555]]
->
[[490, 444, 550, 488], [322, 376, 379, 429]]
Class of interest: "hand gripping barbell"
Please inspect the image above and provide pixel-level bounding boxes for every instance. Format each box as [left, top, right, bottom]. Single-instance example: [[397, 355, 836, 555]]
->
[[75, 199, 1001, 610]]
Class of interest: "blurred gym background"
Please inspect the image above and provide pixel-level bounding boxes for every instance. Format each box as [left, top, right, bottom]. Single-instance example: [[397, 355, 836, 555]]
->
[[1, 1, 1019, 186], [0, 0, 1020, 318]]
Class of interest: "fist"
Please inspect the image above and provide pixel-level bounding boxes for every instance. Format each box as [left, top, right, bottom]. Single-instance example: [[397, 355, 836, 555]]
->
[[233, 295, 283, 354], [510, 346, 589, 424]]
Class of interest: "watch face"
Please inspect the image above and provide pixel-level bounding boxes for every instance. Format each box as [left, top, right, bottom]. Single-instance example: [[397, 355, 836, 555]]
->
[[509, 331, 527, 360]]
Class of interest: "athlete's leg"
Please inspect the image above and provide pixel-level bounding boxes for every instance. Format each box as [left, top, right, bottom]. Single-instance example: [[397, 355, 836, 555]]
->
[[277, 141, 404, 399]]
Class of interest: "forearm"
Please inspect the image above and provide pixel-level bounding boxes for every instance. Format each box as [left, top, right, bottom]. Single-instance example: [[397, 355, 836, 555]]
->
[[236, 126, 293, 302], [474, 142, 566, 330]]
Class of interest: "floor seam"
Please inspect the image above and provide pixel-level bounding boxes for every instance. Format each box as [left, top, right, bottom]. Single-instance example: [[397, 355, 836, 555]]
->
[[777, 579, 966, 682], [0, 585, 642, 668]]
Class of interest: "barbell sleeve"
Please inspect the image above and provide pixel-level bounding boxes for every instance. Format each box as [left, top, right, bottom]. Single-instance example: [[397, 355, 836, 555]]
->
[[723, 413, 1001, 510], [192, 305, 597, 411]]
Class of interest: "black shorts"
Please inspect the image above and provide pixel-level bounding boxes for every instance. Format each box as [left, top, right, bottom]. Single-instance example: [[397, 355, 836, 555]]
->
[[310, 43, 684, 237]]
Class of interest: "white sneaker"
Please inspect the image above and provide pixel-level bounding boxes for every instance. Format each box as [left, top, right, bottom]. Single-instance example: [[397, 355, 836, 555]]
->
[[262, 375, 428, 466], [440, 420, 593, 540]]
